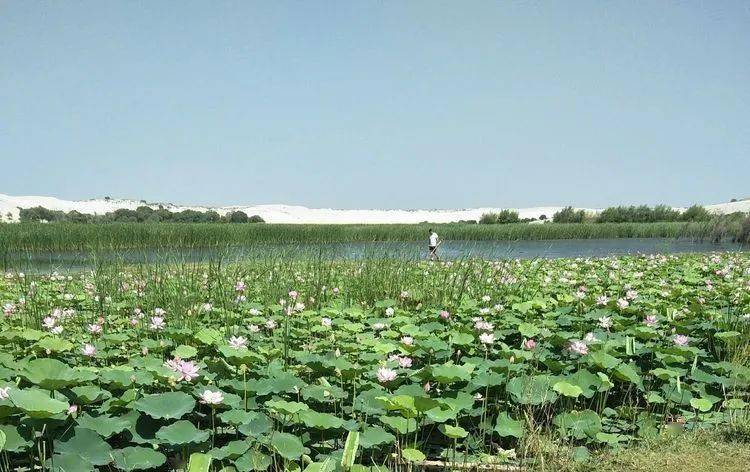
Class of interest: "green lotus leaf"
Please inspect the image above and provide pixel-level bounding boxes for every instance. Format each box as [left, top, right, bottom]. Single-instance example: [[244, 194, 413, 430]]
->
[[494, 412, 524, 438], [588, 351, 621, 370], [209, 440, 251, 461], [613, 363, 643, 389], [360, 425, 395, 449], [0, 424, 32, 452], [219, 409, 259, 426], [9, 388, 69, 418], [439, 424, 468, 439], [723, 398, 747, 410], [156, 420, 210, 445], [506, 375, 557, 405], [518, 322, 540, 338], [234, 449, 272, 472], [265, 399, 309, 416], [553, 381, 584, 398], [298, 409, 345, 429], [401, 448, 425, 462], [431, 363, 474, 384], [111, 446, 167, 471], [690, 398, 714, 412], [187, 453, 213, 472], [271, 432, 304, 460], [174, 345, 198, 359], [55, 427, 113, 466], [22, 358, 81, 390], [194, 328, 223, 345], [237, 413, 272, 437], [47, 452, 95, 472], [34, 336, 74, 353], [553, 410, 602, 440], [379, 416, 417, 434], [76, 413, 131, 438], [70, 386, 111, 404], [134, 391, 195, 419]]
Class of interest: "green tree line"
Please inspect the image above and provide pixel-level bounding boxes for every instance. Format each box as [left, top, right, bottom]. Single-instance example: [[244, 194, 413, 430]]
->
[[17, 206, 265, 224]]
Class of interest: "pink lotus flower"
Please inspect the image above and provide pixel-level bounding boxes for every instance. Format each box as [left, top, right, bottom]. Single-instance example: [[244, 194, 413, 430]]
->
[[68, 405, 78, 415], [200, 390, 224, 405], [596, 295, 610, 306], [568, 340, 589, 355], [149, 316, 166, 330], [401, 336, 414, 346], [616, 298, 629, 310], [644, 315, 658, 327], [228, 336, 248, 349], [479, 332, 495, 345], [235, 280, 246, 293], [439, 310, 450, 320], [88, 323, 102, 335], [673, 334, 689, 346], [82, 344, 96, 357], [265, 319, 277, 330], [626, 290, 638, 300], [288, 290, 298, 300], [377, 367, 397, 383], [523, 339, 537, 350], [398, 357, 413, 368], [332, 287, 340, 295], [164, 357, 200, 382], [598, 316, 613, 329]]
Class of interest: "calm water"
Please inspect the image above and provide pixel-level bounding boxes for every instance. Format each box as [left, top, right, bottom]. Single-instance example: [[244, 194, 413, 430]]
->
[[3, 238, 746, 273]]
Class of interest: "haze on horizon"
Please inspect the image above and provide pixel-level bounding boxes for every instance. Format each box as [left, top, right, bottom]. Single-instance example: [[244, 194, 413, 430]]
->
[[1, 1, 748, 210]]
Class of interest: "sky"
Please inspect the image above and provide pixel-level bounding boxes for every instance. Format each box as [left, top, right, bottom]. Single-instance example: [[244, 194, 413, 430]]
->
[[1, 1, 748, 210]]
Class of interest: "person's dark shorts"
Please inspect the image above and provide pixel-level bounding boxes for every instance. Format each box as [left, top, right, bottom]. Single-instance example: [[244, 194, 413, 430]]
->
[[429, 245, 437, 252]]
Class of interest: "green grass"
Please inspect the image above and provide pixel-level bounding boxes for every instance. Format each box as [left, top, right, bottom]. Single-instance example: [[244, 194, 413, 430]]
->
[[0, 220, 743, 252]]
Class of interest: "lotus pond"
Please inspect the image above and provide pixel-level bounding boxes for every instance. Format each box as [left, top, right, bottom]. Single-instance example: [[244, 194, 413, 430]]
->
[[0, 253, 748, 471]]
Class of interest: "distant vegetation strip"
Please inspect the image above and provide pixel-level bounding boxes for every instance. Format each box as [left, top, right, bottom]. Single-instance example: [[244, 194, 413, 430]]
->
[[15, 205, 265, 224], [0, 219, 747, 252]]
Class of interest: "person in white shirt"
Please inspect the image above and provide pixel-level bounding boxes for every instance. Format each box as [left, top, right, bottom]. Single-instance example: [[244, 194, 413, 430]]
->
[[428, 229, 440, 260]]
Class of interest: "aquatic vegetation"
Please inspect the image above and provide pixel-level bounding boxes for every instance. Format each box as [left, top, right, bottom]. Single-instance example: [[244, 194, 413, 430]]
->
[[0, 253, 748, 470], [0, 219, 747, 253]]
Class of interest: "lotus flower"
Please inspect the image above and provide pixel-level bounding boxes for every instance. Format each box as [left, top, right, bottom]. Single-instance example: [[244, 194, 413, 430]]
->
[[0, 387, 10, 400], [598, 316, 613, 329], [479, 332, 495, 345], [385, 307, 395, 316], [401, 336, 414, 346], [321, 317, 332, 327], [228, 336, 248, 349], [398, 356, 413, 368], [673, 334, 689, 346], [568, 340, 589, 355], [149, 316, 166, 330], [644, 315, 658, 327], [200, 390, 224, 405], [288, 290, 298, 300], [265, 319, 277, 330], [523, 339, 537, 350], [247, 324, 260, 333], [82, 344, 96, 357], [616, 298, 629, 310], [88, 323, 102, 335], [377, 367, 397, 383], [439, 310, 450, 320], [596, 295, 610, 306]]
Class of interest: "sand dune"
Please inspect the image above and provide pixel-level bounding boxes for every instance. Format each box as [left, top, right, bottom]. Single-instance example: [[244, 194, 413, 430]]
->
[[0, 193, 747, 224]]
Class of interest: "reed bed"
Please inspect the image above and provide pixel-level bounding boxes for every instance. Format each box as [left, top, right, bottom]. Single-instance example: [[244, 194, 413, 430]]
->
[[0, 220, 743, 252]]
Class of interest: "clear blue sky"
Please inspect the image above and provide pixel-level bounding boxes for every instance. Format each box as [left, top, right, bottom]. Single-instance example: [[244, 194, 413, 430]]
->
[[1, 1, 748, 209]]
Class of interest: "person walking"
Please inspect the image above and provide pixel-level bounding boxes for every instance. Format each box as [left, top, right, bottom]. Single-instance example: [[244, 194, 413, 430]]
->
[[428, 229, 440, 260]]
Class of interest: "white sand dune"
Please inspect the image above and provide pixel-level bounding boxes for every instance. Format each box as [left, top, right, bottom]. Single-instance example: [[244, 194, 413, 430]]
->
[[0, 193, 747, 224]]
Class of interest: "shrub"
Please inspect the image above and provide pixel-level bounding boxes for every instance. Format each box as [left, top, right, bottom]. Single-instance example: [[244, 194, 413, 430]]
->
[[248, 215, 265, 223], [226, 211, 250, 223], [681, 205, 711, 222], [479, 210, 519, 225], [552, 206, 585, 223]]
